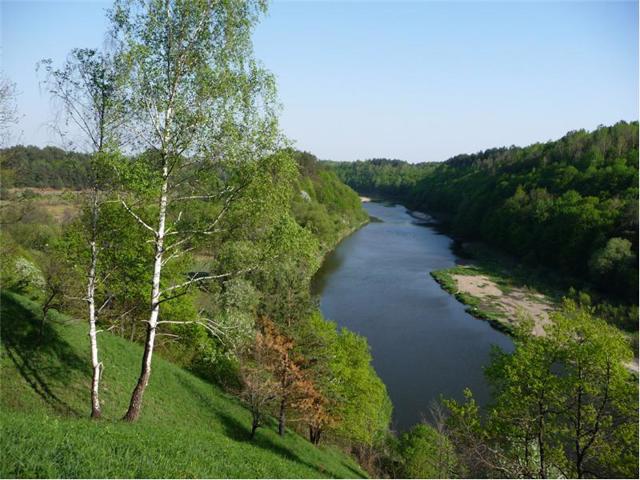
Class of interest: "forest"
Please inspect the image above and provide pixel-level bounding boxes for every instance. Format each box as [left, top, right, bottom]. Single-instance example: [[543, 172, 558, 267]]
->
[[332, 122, 639, 328], [0, 0, 638, 479]]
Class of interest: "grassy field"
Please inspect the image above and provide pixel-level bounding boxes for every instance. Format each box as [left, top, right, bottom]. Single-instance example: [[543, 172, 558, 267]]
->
[[0, 292, 366, 478]]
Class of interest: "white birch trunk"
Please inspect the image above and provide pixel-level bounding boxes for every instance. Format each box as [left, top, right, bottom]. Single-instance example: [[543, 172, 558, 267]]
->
[[123, 161, 169, 422], [88, 188, 102, 418]]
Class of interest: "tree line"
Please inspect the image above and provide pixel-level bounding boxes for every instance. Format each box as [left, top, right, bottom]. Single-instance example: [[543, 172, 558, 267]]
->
[[331, 123, 639, 325], [0, 146, 93, 191]]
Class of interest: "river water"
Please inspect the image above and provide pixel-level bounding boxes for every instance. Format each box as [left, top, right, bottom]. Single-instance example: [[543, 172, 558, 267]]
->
[[312, 201, 513, 432]]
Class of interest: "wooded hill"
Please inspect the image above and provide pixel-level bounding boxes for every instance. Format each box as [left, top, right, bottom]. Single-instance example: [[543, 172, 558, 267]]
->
[[331, 122, 639, 323], [0, 291, 366, 478], [0, 145, 390, 476]]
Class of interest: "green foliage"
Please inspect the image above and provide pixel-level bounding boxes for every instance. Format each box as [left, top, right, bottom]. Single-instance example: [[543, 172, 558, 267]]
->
[[293, 312, 392, 450], [331, 122, 639, 306], [0, 237, 44, 294], [398, 424, 459, 479], [588, 237, 637, 296], [292, 151, 368, 251], [445, 302, 639, 478], [0, 291, 366, 478], [331, 327, 392, 448]]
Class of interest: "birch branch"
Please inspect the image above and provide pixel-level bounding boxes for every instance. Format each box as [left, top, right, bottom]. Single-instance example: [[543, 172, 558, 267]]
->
[[120, 199, 157, 235], [97, 295, 113, 314], [161, 264, 259, 295]]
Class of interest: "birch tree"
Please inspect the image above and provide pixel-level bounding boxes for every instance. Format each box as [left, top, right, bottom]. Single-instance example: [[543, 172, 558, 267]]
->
[[41, 48, 125, 418], [0, 74, 19, 147], [110, 0, 295, 422]]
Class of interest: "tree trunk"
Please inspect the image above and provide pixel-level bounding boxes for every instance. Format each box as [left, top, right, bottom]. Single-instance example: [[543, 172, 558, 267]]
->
[[575, 382, 584, 478], [537, 400, 545, 478], [129, 319, 136, 342], [278, 397, 286, 436], [87, 190, 102, 419], [123, 168, 168, 422], [123, 327, 155, 421], [309, 426, 321, 445], [250, 420, 259, 439], [41, 292, 55, 338]]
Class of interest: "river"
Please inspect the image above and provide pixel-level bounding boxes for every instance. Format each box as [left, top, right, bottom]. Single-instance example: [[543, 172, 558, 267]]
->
[[312, 201, 513, 432]]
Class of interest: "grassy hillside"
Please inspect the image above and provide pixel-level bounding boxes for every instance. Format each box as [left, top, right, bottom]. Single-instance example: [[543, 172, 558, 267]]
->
[[0, 292, 366, 478]]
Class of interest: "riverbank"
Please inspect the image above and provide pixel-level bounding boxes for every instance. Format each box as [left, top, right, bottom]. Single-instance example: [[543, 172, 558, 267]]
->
[[403, 205, 560, 335], [430, 264, 555, 336], [429, 241, 640, 372], [402, 205, 639, 353], [312, 201, 514, 430]]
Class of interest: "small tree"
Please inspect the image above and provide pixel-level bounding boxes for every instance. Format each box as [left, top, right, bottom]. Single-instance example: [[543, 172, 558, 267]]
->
[[294, 376, 333, 445], [445, 302, 638, 479], [40, 48, 125, 418], [239, 361, 278, 439], [109, 0, 296, 422], [552, 303, 638, 478], [39, 254, 73, 337], [238, 322, 283, 439], [398, 423, 459, 479], [252, 317, 306, 437]]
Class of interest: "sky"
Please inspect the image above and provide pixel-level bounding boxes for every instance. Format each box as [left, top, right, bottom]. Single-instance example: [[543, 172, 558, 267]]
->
[[1, 0, 638, 163]]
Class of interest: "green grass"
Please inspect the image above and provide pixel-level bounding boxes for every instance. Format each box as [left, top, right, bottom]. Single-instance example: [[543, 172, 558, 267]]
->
[[0, 291, 366, 478]]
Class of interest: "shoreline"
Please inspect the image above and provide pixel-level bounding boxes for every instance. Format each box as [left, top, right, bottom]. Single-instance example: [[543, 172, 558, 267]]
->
[[386, 199, 640, 371]]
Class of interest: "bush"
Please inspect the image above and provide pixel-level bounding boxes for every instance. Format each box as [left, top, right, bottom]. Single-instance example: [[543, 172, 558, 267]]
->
[[398, 424, 458, 478]]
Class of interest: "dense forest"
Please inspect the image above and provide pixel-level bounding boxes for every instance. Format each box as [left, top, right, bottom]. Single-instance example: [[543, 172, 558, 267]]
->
[[0, 145, 93, 190], [332, 122, 639, 315], [325, 158, 436, 200]]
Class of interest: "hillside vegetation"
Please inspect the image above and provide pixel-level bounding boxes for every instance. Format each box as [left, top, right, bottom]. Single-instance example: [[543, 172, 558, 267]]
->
[[0, 291, 366, 478], [331, 122, 639, 330], [0, 142, 393, 477]]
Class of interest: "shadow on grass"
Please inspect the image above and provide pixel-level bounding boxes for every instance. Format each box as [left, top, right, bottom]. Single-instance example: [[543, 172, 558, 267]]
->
[[1, 291, 85, 416], [340, 459, 367, 479], [215, 409, 338, 475], [172, 372, 356, 477]]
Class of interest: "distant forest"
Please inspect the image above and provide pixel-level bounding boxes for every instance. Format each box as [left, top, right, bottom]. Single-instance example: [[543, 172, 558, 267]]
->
[[331, 121, 639, 307], [0, 146, 93, 189]]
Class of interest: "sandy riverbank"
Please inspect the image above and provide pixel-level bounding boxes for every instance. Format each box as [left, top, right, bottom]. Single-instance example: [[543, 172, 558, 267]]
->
[[452, 273, 552, 336]]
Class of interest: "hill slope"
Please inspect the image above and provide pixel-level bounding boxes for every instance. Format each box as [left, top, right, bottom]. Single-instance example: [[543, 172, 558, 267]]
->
[[330, 122, 639, 325], [0, 292, 365, 478]]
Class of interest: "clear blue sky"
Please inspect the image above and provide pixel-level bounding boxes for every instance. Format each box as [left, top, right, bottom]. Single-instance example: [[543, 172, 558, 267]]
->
[[2, 0, 638, 162]]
